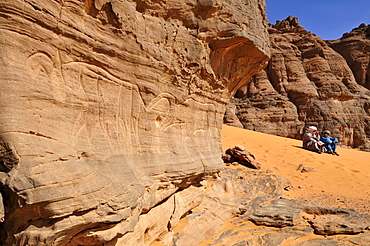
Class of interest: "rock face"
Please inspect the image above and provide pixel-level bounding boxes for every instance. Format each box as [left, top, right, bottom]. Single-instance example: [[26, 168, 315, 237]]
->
[[174, 166, 370, 246], [0, 0, 270, 245], [226, 16, 370, 151], [330, 24, 370, 90], [173, 167, 292, 245]]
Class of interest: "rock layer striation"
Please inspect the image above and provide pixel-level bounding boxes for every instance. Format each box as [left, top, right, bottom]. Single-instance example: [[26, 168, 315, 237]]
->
[[226, 17, 370, 151], [174, 166, 370, 246], [0, 0, 270, 245]]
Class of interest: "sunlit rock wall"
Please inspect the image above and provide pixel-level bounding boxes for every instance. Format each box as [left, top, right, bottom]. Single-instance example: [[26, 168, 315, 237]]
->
[[0, 0, 269, 244], [227, 17, 370, 150]]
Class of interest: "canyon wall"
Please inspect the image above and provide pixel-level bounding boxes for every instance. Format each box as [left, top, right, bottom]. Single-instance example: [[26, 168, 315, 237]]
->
[[226, 16, 370, 151], [0, 0, 270, 245]]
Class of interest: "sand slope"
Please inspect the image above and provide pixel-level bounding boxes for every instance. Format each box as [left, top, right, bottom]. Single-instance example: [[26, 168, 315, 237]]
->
[[221, 125, 370, 213]]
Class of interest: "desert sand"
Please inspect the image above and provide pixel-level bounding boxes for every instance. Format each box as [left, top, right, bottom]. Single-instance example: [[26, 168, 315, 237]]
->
[[155, 125, 370, 246], [221, 124, 370, 214]]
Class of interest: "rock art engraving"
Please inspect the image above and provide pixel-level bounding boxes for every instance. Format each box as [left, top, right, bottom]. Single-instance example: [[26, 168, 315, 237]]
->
[[26, 49, 220, 160], [0, 0, 270, 244], [27, 52, 66, 102]]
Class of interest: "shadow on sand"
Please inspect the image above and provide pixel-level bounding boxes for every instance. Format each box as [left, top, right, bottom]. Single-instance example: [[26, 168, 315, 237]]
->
[[292, 145, 322, 154]]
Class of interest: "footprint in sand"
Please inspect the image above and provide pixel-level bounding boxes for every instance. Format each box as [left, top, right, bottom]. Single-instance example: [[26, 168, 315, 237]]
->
[[332, 163, 346, 171]]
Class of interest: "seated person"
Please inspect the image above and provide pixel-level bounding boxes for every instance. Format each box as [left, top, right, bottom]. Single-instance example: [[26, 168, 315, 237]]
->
[[302, 126, 325, 154], [320, 130, 339, 156]]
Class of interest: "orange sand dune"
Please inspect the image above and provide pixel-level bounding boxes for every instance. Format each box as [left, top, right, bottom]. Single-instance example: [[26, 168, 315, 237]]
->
[[221, 125, 370, 213]]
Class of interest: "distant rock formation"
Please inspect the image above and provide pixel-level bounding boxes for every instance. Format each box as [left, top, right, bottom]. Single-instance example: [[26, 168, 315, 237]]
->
[[0, 0, 270, 245], [226, 16, 370, 151], [329, 23, 370, 90]]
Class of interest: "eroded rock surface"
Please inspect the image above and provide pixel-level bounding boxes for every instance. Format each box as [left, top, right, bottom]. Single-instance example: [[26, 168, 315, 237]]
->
[[174, 167, 370, 246], [329, 24, 370, 90], [173, 167, 292, 245], [0, 0, 270, 245], [226, 16, 370, 151]]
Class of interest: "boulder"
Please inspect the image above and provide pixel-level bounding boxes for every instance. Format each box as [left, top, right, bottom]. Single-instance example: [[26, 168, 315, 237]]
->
[[297, 164, 317, 173], [244, 198, 370, 235], [246, 199, 307, 227], [225, 146, 262, 169], [309, 213, 369, 235], [222, 153, 235, 163]]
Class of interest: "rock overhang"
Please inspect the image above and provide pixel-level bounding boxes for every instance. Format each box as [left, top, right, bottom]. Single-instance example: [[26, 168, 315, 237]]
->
[[0, 0, 270, 244]]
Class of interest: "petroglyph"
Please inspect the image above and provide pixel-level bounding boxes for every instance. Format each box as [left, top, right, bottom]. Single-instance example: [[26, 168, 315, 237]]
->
[[27, 52, 66, 102], [26, 50, 219, 158], [0, 0, 270, 244]]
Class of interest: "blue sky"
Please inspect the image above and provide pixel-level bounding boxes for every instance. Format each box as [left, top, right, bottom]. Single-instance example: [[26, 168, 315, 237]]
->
[[265, 0, 370, 40]]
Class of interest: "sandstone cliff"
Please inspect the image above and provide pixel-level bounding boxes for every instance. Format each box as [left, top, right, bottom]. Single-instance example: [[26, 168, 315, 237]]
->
[[226, 16, 370, 151], [0, 0, 270, 245], [329, 23, 370, 90]]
